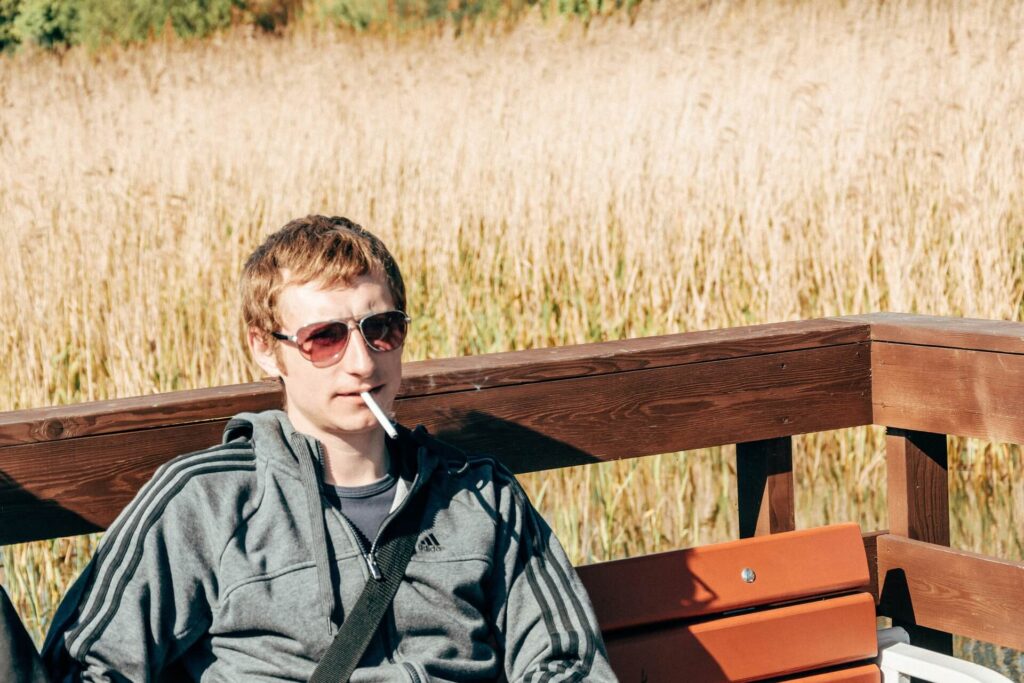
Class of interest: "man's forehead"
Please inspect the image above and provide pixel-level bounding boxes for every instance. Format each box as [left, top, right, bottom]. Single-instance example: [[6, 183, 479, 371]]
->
[[276, 274, 395, 321]]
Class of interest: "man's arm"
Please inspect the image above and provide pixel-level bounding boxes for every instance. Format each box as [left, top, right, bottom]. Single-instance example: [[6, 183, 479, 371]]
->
[[42, 444, 254, 681], [488, 468, 618, 682]]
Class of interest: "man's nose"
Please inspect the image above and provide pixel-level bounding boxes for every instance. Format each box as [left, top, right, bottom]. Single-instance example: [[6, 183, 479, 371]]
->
[[340, 328, 375, 377]]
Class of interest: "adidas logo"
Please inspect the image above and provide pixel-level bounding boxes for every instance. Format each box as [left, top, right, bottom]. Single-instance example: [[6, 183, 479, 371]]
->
[[417, 533, 444, 553]]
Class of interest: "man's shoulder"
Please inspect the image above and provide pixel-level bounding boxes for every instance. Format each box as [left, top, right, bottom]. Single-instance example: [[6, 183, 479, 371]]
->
[[417, 434, 527, 506], [139, 440, 259, 510], [413, 429, 516, 486]]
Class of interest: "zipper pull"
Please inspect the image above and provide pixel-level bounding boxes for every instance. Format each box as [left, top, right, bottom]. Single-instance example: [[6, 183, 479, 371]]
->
[[366, 551, 383, 581]]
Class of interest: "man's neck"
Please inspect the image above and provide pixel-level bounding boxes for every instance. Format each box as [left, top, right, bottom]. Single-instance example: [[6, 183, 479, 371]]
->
[[291, 418, 390, 487]]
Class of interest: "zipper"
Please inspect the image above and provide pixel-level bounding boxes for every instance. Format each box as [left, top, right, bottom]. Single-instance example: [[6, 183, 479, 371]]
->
[[364, 522, 391, 582], [361, 465, 426, 583], [401, 662, 423, 683], [314, 440, 428, 664], [333, 510, 382, 581], [316, 440, 426, 582], [366, 549, 382, 580]]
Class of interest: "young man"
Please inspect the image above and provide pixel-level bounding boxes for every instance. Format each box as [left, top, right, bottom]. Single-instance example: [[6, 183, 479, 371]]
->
[[43, 215, 616, 681]]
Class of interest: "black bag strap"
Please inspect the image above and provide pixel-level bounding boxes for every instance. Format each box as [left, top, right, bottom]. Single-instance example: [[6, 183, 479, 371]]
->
[[309, 491, 427, 683]]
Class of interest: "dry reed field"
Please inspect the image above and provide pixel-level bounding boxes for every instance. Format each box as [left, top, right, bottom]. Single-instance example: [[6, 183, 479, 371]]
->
[[2, 0, 1024, 663]]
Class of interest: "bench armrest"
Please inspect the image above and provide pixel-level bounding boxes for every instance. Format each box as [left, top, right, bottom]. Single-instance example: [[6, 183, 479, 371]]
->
[[876, 628, 1011, 683]]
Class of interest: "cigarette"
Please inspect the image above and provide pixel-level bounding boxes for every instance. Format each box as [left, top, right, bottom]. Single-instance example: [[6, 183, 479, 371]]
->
[[360, 391, 398, 439]]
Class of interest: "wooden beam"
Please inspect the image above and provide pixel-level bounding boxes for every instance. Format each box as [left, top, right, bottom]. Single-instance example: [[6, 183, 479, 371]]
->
[[400, 318, 869, 397], [884, 428, 951, 653], [0, 343, 871, 543], [0, 318, 870, 448], [838, 312, 1024, 355], [876, 534, 1024, 651], [0, 380, 282, 448], [396, 343, 871, 473], [736, 436, 795, 538], [0, 420, 229, 544], [885, 429, 949, 545], [862, 531, 882, 602], [872, 342, 1024, 444]]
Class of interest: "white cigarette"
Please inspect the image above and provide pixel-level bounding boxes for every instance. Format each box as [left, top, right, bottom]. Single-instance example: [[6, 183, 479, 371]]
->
[[360, 391, 398, 439]]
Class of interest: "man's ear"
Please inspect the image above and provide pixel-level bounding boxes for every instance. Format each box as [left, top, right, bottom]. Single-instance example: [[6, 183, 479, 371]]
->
[[248, 327, 284, 378]]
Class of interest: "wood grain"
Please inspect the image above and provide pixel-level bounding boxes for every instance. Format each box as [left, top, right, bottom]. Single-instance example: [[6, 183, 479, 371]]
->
[[872, 342, 1024, 444], [604, 593, 877, 682], [736, 436, 795, 538], [862, 530, 882, 602], [876, 534, 1024, 651], [579, 523, 869, 634], [885, 430, 949, 546], [0, 420, 229, 544], [883, 429, 952, 653], [782, 664, 881, 682], [0, 380, 283, 448], [0, 318, 869, 448], [838, 312, 1024, 354], [397, 343, 872, 473], [399, 317, 870, 397]]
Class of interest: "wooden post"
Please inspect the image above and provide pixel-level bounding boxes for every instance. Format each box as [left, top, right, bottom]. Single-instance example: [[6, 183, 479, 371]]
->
[[885, 428, 953, 654], [736, 436, 795, 538]]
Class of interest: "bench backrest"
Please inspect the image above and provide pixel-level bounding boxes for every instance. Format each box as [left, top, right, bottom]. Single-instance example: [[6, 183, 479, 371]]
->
[[0, 317, 873, 544], [581, 523, 879, 681]]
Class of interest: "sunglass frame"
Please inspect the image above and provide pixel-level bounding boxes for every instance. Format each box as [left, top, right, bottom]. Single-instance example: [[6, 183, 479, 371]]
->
[[270, 310, 411, 367]]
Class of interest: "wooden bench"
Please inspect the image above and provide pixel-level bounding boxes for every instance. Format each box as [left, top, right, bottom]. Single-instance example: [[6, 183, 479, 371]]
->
[[582, 523, 880, 681], [2, 313, 1024, 679]]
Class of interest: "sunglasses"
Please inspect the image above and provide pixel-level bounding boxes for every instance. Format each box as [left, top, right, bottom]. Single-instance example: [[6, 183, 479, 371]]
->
[[271, 310, 410, 368]]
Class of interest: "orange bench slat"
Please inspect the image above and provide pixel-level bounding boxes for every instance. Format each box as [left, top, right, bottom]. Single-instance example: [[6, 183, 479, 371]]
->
[[605, 592, 877, 682], [580, 523, 870, 633], [782, 664, 881, 682]]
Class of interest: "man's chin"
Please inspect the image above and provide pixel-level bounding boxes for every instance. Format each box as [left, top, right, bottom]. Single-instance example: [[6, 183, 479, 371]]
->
[[323, 417, 384, 437]]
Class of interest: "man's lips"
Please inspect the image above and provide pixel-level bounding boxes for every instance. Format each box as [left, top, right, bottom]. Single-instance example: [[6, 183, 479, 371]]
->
[[335, 385, 384, 398]]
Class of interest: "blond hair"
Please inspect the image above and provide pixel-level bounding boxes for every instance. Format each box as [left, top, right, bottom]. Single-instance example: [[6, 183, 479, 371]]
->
[[241, 215, 406, 342]]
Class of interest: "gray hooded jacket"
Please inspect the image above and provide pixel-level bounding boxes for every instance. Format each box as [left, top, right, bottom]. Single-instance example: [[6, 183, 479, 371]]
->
[[43, 410, 617, 682]]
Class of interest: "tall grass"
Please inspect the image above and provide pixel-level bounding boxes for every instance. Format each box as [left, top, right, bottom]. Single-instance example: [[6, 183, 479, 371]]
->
[[1, 0, 1023, 660]]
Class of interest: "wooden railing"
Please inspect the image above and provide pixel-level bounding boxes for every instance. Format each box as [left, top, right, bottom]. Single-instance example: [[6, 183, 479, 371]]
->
[[1, 312, 1022, 654]]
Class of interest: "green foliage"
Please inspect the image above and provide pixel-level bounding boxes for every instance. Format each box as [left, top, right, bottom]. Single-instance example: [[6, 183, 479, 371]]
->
[[317, 0, 617, 33], [0, 0, 640, 50], [1, 0, 295, 50], [317, 0, 507, 33], [12, 0, 78, 47], [0, 0, 22, 51], [73, 0, 239, 47], [320, 0, 386, 32]]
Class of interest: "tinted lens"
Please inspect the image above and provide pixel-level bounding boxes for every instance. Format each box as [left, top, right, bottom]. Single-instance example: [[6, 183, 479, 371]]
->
[[360, 312, 408, 352], [297, 321, 350, 364]]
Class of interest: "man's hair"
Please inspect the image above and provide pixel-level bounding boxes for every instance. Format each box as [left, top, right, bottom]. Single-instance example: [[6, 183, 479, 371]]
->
[[241, 215, 406, 342]]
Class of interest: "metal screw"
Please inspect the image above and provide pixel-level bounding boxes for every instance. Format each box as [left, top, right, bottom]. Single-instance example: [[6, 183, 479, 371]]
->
[[741, 567, 756, 583]]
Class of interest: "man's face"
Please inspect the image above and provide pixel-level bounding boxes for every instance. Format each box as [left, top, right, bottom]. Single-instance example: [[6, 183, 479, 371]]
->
[[251, 274, 403, 441]]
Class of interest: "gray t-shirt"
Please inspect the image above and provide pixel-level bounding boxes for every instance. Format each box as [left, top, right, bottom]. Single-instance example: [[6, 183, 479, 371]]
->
[[329, 473, 398, 548]]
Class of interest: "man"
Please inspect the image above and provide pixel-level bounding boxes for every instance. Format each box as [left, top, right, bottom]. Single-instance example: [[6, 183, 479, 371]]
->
[[43, 215, 616, 681]]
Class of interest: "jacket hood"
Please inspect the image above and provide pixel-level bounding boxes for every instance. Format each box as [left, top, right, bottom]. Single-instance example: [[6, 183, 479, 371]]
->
[[222, 409, 460, 483], [222, 409, 309, 466]]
